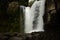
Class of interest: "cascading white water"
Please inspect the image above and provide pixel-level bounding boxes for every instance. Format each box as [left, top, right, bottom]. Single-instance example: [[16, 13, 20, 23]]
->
[[20, 6, 33, 33], [24, 0, 46, 33], [36, 0, 45, 31], [24, 7, 33, 33], [20, 5, 25, 13], [30, 0, 46, 32]]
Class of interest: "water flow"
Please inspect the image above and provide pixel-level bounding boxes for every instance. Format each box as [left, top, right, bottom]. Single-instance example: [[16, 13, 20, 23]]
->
[[36, 0, 45, 31], [21, 0, 46, 33], [24, 7, 33, 33], [20, 5, 25, 33], [30, 0, 46, 32], [20, 5, 25, 13], [20, 6, 33, 33]]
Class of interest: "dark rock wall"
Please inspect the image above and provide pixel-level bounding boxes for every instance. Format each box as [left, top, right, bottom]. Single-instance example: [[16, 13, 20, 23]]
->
[[0, 0, 28, 33], [0, 0, 19, 32], [44, 0, 60, 33]]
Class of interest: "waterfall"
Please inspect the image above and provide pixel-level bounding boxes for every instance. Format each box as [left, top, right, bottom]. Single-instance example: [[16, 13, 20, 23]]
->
[[36, 0, 45, 31], [20, 6, 32, 33], [30, 0, 46, 32], [24, 7, 33, 33], [20, 5, 25, 33], [20, 0, 46, 33], [20, 5, 25, 14]]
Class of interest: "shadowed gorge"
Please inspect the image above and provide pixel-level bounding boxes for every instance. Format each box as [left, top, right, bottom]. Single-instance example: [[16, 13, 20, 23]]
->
[[0, 0, 60, 40]]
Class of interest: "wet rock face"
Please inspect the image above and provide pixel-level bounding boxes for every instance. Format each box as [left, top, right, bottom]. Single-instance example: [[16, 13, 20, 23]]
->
[[0, 32, 59, 40]]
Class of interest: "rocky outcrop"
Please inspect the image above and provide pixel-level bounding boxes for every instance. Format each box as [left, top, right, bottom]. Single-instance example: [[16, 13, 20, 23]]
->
[[0, 32, 59, 40]]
